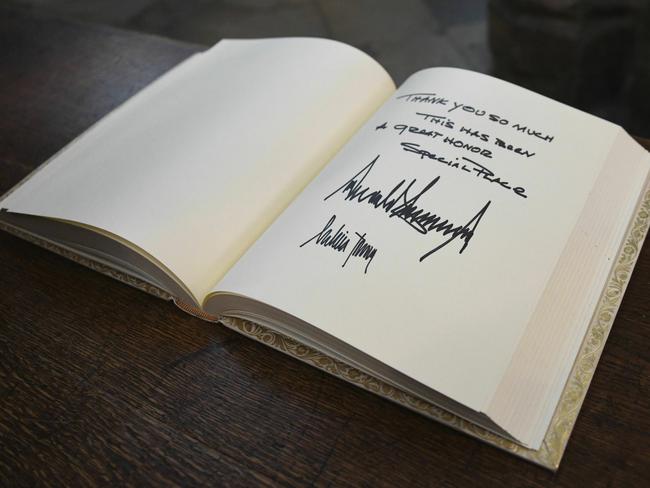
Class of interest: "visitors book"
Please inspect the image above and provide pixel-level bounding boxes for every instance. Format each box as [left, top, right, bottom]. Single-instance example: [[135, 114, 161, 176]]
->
[[1, 39, 649, 470]]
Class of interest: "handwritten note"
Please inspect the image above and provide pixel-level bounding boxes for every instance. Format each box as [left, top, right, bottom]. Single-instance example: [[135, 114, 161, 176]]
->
[[214, 67, 619, 412], [296, 71, 564, 274]]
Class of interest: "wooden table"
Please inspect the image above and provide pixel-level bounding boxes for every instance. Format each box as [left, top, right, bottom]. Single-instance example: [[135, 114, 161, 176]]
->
[[1, 7, 649, 487]]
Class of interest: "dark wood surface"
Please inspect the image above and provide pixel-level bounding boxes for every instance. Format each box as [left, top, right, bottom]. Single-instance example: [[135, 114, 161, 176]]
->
[[1, 7, 649, 487]]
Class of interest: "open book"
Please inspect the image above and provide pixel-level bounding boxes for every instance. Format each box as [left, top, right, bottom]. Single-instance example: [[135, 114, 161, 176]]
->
[[1, 38, 649, 469]]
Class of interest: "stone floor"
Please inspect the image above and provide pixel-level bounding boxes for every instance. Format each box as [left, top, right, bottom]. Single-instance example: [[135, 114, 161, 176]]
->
[[2, 0, 490, 85], [2, 0, 649, 135]]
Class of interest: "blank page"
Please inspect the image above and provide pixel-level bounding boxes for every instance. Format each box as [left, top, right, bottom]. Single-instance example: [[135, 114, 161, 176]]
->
[[0, 38, 394, 303]]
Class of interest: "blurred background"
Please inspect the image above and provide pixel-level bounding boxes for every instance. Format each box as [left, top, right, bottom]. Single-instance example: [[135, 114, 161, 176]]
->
[[3, 0, 649, 136]]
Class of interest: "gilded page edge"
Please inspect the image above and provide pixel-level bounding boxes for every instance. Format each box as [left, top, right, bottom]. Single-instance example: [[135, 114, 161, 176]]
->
[[2, 184, 649, 470], [0, 220, 174, 301]]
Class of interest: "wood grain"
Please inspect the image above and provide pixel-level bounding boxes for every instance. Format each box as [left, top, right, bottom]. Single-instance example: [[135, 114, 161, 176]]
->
[[1, 7, 649, 487]]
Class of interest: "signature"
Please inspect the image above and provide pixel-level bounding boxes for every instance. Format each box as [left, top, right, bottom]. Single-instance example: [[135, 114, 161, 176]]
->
[[324, 155, 491, 261], [299, 214, 377, 273]]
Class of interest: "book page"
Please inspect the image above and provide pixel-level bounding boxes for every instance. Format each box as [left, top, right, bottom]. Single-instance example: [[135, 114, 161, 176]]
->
[[0, 38, 394, 304], [208, 68, 622, 414]]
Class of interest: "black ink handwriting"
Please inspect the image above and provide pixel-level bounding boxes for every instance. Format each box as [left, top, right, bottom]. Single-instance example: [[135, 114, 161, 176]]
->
[[324, 156, 491, 260]]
